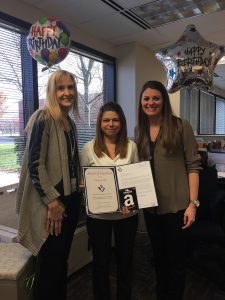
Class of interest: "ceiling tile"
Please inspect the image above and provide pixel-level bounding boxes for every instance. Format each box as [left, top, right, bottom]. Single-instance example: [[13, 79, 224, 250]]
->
[[116, 0, 155, 9], [29, 0, 115, 25], [16, 0, 225, 90], [21, 0, 42, 4], [79, 12, 143, 41], [112, 27, 170, 49]]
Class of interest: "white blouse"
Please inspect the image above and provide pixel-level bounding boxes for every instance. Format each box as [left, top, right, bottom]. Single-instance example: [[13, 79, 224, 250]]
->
[[80, 139, 139, 220]]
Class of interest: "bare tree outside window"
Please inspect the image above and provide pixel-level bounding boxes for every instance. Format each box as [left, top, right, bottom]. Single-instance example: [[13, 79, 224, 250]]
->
[[38, 52, 104, 150], [74, 56, 103, 126], [0, 28, 22, 185], [0, 31, 22, 91], [0, 23, 107, 186], [0, 92, 6, 118]]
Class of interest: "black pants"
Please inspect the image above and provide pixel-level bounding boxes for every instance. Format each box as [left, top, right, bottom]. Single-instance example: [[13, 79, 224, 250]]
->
[[87, 214, 138, 300], [33, 192, 81, 300], [144, 209, 186, 300]]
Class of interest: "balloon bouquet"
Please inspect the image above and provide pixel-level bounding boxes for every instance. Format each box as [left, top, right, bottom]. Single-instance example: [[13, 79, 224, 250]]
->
[[156, 24, 224, 93], [27, 17, 70, 70]]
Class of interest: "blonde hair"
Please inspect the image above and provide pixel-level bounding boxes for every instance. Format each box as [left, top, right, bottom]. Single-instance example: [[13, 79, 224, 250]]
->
[[44, 69, 78, 121], [25, 70, 79, 131]]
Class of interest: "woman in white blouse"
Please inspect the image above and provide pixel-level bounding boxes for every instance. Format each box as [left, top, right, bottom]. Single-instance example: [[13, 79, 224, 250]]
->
[[80, 102, 138, 300]]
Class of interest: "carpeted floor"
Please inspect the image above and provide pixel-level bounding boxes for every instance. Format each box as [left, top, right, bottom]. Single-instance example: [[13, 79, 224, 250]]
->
[[67, 231, 225, 300], [1, 191, 225, 300]]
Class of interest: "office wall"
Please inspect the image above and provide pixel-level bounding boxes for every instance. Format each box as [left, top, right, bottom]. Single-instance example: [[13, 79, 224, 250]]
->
[[116, 43, 181, 137], [116, 43, 136, 137]]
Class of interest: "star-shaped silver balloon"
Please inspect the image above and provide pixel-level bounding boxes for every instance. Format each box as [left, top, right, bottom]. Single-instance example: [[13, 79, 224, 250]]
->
[[156, 24, 225, 93]]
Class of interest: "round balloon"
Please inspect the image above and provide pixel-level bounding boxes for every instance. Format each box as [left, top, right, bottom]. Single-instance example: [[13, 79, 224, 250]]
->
[[27, 17, 71, 68], [156, 24, 225, 93]]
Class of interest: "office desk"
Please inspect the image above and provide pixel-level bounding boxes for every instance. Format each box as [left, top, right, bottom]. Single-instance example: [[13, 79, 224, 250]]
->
[[208, 152, 225, 165], [218, 172, 225, 178]]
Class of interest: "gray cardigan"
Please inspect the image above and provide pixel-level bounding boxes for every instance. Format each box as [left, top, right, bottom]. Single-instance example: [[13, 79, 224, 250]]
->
[[16, 110, 80, 256]]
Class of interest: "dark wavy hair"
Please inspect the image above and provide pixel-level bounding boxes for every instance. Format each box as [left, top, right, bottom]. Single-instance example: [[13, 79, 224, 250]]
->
[[94, 102, 128, 158], [136, 81, 182, 159]]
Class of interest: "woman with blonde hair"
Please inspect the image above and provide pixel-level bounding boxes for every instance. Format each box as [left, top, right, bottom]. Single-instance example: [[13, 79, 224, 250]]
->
[[16, 70, 81, 300]]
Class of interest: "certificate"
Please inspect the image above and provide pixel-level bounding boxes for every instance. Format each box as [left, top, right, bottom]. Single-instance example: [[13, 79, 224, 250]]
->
[[83, 167, 120, 215], [116, 161, 158, 209], [83, 161, 158, 215]]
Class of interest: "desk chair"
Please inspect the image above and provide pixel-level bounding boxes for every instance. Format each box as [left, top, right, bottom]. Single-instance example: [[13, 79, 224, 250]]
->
[[187, 166, 225, 290]]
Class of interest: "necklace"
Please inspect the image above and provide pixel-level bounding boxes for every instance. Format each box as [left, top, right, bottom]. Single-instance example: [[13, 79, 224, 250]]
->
[[67, 131, 77, 179], [67, 127, 76, 159], [64, 117, 78, 192]]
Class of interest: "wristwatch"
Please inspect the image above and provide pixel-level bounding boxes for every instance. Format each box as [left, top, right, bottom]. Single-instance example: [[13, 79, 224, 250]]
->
[[189, 199, 200, 208]]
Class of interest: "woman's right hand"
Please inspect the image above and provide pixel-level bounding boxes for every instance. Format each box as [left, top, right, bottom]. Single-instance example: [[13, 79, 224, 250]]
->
[[46, 199, 65, 236], [79, 180, 85, 191], [182, 204, 196, 229]]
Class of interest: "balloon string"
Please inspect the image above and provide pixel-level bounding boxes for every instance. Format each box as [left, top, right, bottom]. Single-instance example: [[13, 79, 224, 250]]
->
[[42, 66, 49, 72], [42, 65, 61, 72]]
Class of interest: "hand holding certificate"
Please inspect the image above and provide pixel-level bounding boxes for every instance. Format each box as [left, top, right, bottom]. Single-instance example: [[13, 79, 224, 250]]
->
[[83, 161, 158, 215]]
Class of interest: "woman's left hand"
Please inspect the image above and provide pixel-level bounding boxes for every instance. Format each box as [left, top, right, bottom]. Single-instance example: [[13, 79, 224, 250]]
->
[[120, 206, 132, 215], [182, 204, 197, 229]]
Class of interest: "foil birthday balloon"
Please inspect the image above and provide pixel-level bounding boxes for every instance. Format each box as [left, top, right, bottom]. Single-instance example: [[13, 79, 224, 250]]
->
[[156, 24, 224, 93], [27, 17, 71, 68]]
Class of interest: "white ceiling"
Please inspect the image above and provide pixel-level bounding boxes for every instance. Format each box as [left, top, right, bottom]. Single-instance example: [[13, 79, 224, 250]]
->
[[20, 0, 225, 90]]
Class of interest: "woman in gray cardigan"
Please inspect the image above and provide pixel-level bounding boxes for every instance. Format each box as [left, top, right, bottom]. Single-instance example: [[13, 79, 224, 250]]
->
[[16, 70, 81, 300], [136, 81, 201, 300]]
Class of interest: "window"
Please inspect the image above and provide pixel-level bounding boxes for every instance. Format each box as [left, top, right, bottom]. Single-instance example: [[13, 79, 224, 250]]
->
[[180, 87, 225, 135], [0, 12, 116, 187], [199, 91, 215, 134], [0, 13, 115, 229], [216, 96, 225, 134], [37, 52, 106, 151], [180, 87, 199, 133], [0, 26, 31, 187]]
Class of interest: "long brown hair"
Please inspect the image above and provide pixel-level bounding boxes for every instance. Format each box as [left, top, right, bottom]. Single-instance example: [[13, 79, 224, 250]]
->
[[136, 81, 182, 160], [94, 102, 128, 158]]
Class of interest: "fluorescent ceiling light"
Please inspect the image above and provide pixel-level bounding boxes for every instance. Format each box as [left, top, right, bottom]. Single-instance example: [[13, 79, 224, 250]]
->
[[131, 0, 225, 28]]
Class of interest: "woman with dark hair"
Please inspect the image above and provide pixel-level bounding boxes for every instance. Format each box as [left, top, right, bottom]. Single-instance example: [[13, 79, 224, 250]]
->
[[136, 81, 201, 300], [16, 70, 81, 300], [81, 102, 138, 300]]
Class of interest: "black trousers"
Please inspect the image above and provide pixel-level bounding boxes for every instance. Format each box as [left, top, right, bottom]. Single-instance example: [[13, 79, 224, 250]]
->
[[33, 192, 81, 300], [143, 209, 187, 300], [87, 214, 138, 300]]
